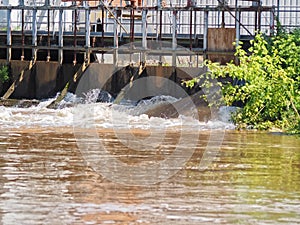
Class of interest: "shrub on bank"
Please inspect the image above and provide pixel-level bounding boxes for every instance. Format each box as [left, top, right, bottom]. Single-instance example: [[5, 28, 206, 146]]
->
[[185, 29, 300, 133]]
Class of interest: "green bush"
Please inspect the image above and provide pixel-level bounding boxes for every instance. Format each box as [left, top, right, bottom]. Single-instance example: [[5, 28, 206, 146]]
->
[[0, 66, 9, 84], [185, 30, 300, 133]]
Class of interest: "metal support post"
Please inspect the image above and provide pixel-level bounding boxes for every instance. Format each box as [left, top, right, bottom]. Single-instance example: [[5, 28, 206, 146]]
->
[[7, 8, 12, 63], [130, 6, 135, 43], [32, 8, 37, 61], [270, 6, 275, 36], [21, 8, 25, 61], [235, 7, 241, 47], [189, 9, 193, 51], [258, 2, 261, 32], [113, 10, 118, 48], [277, 0, 280, 19], [141, 9, 147, 63], [113, 10, 118, 67], [85, 6, 91, 64], [73, 9, 77, 65], [193, 10, 197, 44], [101, 7, 104, 46], [58, 9, 64, 65], [47, 9, 51, 61], [203, 10, 208, 60], [20, 0, 25, 61], [172, 10, 177, 67]]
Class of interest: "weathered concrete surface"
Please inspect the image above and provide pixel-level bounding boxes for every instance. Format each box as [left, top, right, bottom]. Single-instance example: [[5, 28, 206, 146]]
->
[[58, 63, 81, 93], [2, 61, 207, 103], [146, 66, 174, 87], [74, 64, 205, 100], [35, 61, 60, 99], [4, 61, 81, 100], [76, 63, 119, 97], [141, 91, 211, 121], [10, 60, 35, 99], [176, 67, 207, 80]]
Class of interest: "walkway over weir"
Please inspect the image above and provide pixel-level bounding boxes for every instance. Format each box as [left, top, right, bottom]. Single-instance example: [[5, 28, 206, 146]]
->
[[0, 1, 297, 65]]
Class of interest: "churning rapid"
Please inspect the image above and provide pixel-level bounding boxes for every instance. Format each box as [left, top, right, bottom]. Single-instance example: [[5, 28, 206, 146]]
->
[[0, 89, 236, 130], [1, 90, 300, 225]]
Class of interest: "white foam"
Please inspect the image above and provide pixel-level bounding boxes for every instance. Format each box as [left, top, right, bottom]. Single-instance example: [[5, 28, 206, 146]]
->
[[0, 94, 235, 130]]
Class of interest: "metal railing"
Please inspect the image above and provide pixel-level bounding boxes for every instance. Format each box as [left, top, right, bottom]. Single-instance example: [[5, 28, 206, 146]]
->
[[0, 1, 298, 64]]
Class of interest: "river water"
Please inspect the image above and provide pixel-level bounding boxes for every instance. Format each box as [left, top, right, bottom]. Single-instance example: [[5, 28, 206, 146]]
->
[[0, 96, 299, 224]]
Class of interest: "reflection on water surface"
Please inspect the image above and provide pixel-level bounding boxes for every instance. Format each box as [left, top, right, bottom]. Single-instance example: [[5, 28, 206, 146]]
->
[[0, 128, 299, 224]]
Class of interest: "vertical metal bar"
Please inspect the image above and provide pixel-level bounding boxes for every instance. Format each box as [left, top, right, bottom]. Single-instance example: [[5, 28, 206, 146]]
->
[[73, 8, 77, 65], [113, 9, 118, 48], [258, 2, 261, 31], [254, 4, 258, 31], [235, 0, 238, 32], [130, 6, 135, 43], [113, 10, 118, 67], [193, 10, 197, 43], [221, 10, 225, 28], [119, 7, 123, 41], [142, 9, 147, 49], [159, 10, 162, 40], [7, 8, 12, 63], [142, 9, 147, 63], [52, 9, 55, 38], [270, 5, 275, 36], [158, 9, 162, 64], [203, 10, 208, 60], [189, 9, 192, 51], [277, 0, 280, 20], [101, 6, 104, 46], [47, 9, 51, 61], [58, 9, 63, 65], [236, 8, 241, 47], [172, 10, 177, 49], [21, 3, 25, 60], [32, 8, 37, 61], [85, 6, 90, 64], [155, 5, 159, 39], [172, 10, 177, 67]]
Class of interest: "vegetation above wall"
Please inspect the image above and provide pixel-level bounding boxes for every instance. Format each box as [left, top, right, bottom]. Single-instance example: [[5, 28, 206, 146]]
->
[[184, 29, 300, 134]]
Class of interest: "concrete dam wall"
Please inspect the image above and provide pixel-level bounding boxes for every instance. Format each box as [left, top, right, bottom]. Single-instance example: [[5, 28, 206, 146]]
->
[[0, 60, 207, 100]]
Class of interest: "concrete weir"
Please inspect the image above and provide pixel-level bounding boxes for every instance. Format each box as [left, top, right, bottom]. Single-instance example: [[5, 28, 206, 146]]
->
[[0, 60, 213, 120], [0, 60, 206, 101], [0, 60, 78, 99], [75, 63, 206, 98]]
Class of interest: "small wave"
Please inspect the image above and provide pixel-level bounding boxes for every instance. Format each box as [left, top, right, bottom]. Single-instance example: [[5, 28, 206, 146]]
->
[[0, 91, 235, 130]]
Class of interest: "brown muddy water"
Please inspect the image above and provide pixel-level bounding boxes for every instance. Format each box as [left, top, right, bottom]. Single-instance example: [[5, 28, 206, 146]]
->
[[0, 127, 299, 224]]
